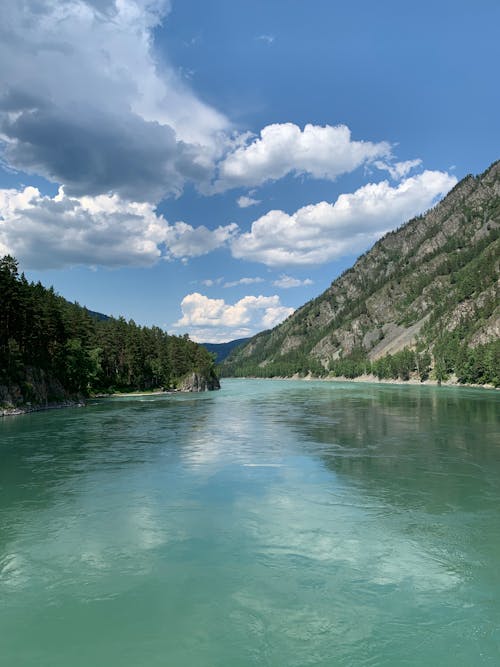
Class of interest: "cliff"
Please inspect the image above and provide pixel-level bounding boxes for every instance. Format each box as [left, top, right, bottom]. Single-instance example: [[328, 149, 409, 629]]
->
[[0, 367, 85, 416], [178, 370, 221, 392]]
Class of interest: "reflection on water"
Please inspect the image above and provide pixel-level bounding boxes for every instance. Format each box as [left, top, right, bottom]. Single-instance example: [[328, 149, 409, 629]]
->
[[0, 380, 499, 666]]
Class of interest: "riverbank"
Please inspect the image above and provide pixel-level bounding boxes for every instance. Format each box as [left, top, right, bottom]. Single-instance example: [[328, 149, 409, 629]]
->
[[1, 376, 220, 417], [1, 399, 86, 418], [94, 390, 173, 398], [229, 373, 498, 390], [320, 373, 497, 389]]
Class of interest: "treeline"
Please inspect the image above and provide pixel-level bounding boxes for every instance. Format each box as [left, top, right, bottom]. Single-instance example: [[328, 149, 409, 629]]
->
[[330, 338, 499, 386], [0, 255, 217, 403], [222, 336, 500, 387]]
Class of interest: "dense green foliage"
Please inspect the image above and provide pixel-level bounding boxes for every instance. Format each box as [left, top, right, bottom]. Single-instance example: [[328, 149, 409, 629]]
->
[[0, 256, 217, 404], [330, 340, 499, 386], [223, 340, 499, 387], [222, 161, 500, 387]]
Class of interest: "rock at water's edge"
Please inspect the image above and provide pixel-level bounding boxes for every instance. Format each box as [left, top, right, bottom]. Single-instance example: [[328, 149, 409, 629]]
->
[[179, 371, 221, 392]]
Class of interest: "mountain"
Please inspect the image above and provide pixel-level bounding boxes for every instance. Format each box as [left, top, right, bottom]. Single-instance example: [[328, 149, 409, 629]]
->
[[222, 161, 499, 386], [86, 309, 111, 322], [201, 338, 251, 364]]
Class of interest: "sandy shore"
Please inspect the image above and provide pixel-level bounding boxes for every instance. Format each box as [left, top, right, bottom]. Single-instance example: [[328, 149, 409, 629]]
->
[[94, 389, 183, 398]]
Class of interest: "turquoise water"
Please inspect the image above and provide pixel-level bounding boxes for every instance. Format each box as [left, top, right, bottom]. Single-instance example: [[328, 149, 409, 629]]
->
[[1, 379, 499, 666]]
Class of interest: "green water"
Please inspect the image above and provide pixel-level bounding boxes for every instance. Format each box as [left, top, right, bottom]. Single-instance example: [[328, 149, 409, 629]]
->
[[1, 379, 499, 666]]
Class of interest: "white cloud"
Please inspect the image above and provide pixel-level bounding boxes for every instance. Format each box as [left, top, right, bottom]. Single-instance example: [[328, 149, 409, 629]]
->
[[182, 328, 256, 344], [0, 186, 233, 269], [231, 170, 457, 266], [214, 123, 391, 191], [0, 0, 229, 201], [0, 186, 166, 268], [237, 195, 262, 208], [257, 34, 275, 44], [374, 159, 422, 180], [173, 292, 294, 342], [200, 277, 224, 287], [223, 277, 265, 288], [164, 221, 237, 261], [273, 275, 314, 289], [0, 169, 458, 272]]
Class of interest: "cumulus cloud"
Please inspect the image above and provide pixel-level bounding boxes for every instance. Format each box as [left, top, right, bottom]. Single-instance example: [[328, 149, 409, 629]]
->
[[164, 221, 237, 261], [223, 277, 265, 288], [0, 0, 229, 201], [0, 186, 167, 268], [0, 186, 233, 269], [173, 292, 294, 342], [273, 275, 314, 289], [374, 158, 422, 180], [257, 34, 275, 44], [237, 195, 262, 208], [231, 170, 457, 266], [214, 123, 391, 191], [200, 277, 224, 287]]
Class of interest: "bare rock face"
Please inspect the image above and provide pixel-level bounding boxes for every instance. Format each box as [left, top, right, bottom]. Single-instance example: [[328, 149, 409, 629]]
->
[[0, 367, 85, 416], [179, 371, 221, 392]]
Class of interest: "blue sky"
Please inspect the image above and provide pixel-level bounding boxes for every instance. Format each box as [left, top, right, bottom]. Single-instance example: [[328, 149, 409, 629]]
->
[[0, 0, 498, 342]]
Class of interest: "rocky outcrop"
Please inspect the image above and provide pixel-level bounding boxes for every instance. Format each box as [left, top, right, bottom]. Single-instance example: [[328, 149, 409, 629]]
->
[[0, 367, 84, 413], [0, 367, 86, 417], [1, 400, 85, 417], [178, 371, 221, 392]]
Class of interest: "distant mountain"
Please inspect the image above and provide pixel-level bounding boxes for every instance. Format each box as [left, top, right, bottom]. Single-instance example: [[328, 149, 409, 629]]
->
[[202, 338, 251, 364], [222, 161, 499, 386], [85, 309, 110, 322]]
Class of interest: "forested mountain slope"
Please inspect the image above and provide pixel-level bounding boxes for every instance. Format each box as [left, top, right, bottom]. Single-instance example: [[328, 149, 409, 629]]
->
[[0, 257, 219, 410], [202, 338, 251, 364], [222, 161, 499, 386]]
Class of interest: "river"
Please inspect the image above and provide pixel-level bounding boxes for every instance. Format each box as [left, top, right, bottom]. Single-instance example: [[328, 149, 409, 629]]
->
[[1, 379, 499, 666]]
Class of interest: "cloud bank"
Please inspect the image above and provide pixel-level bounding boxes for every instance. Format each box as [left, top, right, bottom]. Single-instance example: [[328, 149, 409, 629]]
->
[[173, 292, 294, 342], [0, 169, 457, 271], [214, 123, 391, 191], [0, 1, 458, 284], [231, 170, 457, 266], [0, 0, 228, 202], [0, 186, 233, 269]]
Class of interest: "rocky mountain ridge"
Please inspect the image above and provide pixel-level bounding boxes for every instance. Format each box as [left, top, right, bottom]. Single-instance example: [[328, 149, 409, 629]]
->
[[222, 160, 499, 385]]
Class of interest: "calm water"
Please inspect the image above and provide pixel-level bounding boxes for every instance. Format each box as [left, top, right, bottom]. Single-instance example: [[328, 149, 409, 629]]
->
[[1, 379, 499, 666]]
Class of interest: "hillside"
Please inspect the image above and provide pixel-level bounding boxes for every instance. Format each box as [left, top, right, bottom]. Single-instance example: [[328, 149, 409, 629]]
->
[[202, 338, 251, 364], [222, 161, 500, 386], [0, 257, 219, 412]]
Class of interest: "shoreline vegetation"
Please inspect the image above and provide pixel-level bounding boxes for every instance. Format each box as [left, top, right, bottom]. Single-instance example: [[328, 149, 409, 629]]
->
[[257, 373, 499, 390], [0, 399, 86, 418], [0, 384, 211, 417], [3, 373, 497, 418], [1, 255, 220, 417]]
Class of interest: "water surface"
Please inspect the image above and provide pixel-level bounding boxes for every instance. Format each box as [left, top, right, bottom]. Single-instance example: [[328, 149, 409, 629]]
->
[[1, 379, 499, 666]]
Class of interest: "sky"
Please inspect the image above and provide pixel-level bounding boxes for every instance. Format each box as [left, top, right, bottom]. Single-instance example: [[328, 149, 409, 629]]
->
[[0, 0, 498, 342]]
